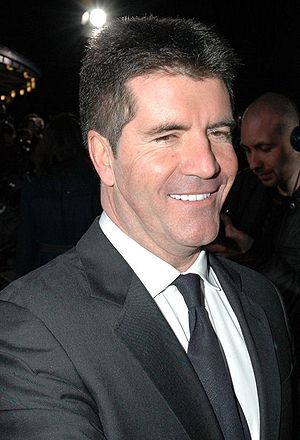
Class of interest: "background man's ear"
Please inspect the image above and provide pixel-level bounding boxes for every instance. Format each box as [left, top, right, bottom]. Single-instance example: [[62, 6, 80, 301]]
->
[[88, 130, 115, 186]]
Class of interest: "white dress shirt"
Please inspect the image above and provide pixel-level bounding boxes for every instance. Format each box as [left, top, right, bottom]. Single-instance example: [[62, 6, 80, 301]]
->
[[99, 212, 260, 440]]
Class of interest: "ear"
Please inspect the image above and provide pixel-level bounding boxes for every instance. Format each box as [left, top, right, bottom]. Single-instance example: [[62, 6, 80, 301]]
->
[[88, 130, 115, 186]]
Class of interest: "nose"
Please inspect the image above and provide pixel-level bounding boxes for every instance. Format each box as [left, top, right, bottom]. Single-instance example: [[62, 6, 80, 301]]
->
[[247, 150, 263, 172], [180, 139, 220, 179]]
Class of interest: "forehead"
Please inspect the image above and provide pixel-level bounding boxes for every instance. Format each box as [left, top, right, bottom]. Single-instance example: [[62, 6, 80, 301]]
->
[[126, 73, 232, 118], [241, 110, 282, 143], [243, 108, 279, 129]]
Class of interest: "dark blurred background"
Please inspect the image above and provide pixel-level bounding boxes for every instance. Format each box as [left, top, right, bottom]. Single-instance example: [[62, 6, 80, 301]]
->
[[0, 0, 299, 120]]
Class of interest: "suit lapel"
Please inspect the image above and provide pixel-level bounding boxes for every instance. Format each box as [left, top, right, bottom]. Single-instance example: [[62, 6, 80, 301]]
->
[[77, 220, 223, 440], [78, 220, 280, 439], [210, 255, 281, 440], [114, 273, 224, 440]]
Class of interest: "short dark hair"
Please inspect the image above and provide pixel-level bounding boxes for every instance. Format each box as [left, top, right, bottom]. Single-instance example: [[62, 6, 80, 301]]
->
[[79, 16, 239, 153]]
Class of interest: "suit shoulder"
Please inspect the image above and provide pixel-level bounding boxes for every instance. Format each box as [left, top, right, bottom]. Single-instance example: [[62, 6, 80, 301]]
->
[[213, 255, 286, 316], [212, 255, 293, 361], [0, 248, 88, 311]]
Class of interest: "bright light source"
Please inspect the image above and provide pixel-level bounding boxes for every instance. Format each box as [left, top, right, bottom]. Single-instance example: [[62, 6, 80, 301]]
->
[[81, 11, 90, 26], [89, 8, 107, 28], [81, 7, 108, 36]]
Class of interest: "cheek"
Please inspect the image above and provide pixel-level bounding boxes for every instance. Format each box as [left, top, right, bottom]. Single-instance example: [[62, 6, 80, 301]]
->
[[268, 153, 282, 171], [115, 159, 154, 210], [229, 156, 238, 177], [220, 151, 238, 198], [112, 158, 139, 205], [132, 153, 175, 193], [279, 150, 291, 165], [220, 149, 238, 177]]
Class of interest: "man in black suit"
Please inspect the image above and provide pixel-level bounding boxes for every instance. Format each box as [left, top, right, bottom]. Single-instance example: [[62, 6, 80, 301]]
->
[[0, 16, 295, 439]]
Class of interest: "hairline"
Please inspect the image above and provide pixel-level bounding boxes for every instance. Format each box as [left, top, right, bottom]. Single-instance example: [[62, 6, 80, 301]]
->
[[100, 68, 233, 155], [80, 17, 239, 155]]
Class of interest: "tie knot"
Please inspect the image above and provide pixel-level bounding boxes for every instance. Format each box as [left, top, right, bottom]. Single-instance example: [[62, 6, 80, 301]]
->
[[173, 273, 204, 309]]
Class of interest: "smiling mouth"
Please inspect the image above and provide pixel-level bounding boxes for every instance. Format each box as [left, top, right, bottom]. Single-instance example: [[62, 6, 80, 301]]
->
[[169, 193, 211, 201]]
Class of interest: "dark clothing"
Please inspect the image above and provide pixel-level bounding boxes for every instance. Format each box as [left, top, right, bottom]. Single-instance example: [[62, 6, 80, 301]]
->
[[221, 168, 300, 416], [222, 169, 300, 316], [16, 161, 101, 277], [222, 168, 271, 238], [0, 218, 295, 439]]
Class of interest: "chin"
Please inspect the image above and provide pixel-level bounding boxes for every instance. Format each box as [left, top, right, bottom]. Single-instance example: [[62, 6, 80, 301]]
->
[[180, 226, 219, 248], [261, 180, 276, 188]]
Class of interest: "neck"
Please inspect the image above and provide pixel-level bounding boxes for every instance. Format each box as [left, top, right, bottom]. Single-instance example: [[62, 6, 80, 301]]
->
[[278, 159, 300, 196]]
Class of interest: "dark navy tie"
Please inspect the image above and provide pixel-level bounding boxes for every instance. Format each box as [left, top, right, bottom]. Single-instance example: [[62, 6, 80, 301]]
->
[[174, 273, 250, 440]]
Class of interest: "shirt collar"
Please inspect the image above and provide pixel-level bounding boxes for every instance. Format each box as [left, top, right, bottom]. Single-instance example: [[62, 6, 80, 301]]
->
[[99, 211, 219, 297]]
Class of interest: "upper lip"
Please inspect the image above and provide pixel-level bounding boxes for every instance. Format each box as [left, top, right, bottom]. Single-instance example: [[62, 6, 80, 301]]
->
[[169, 187, 219, 195], [257, 174, 272, 180]]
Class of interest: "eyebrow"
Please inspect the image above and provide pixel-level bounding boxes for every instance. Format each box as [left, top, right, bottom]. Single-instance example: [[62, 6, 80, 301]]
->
[[207, 118, 237, 131], [143, 123, 189, 137], [240, 141, 274, 150], [143, 118, 236, 137]]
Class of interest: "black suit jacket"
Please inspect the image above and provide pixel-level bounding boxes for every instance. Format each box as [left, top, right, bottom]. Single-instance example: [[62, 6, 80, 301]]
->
[[0, 218, 294, 439]]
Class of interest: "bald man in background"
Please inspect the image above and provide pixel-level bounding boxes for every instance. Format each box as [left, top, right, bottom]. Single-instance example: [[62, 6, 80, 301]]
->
[[209, 93, 300, 422]]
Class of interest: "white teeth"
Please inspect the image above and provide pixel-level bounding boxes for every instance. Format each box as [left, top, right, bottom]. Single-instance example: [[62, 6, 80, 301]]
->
[[169, 193, 211, 201]]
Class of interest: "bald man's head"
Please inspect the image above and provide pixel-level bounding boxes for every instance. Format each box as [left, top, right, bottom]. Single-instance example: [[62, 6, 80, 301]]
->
[[240, 93, 300, 194], [242, 92, 299, 130]]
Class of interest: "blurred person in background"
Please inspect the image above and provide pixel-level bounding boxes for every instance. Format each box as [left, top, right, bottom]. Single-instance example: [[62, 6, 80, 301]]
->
[[0, 119, 19, 288], [21, 112, 44, 143], [16, 112, 101, 277], [15, 112, 45, 180], [208, 92, 300, 419]]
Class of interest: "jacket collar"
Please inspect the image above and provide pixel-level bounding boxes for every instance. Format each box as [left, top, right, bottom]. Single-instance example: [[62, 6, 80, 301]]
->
[[77, 219, 281, 440], [114, 271, 224, 440], [76, 217, 133, 306], [209, 254, 281, 440], [77, 219, 223, 439]]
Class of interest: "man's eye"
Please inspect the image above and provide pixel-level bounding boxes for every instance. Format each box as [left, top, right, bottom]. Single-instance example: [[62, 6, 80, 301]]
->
[[155, 134, 176, 143], [209, 130, 232, 142], [260, 146, 273, 153]]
